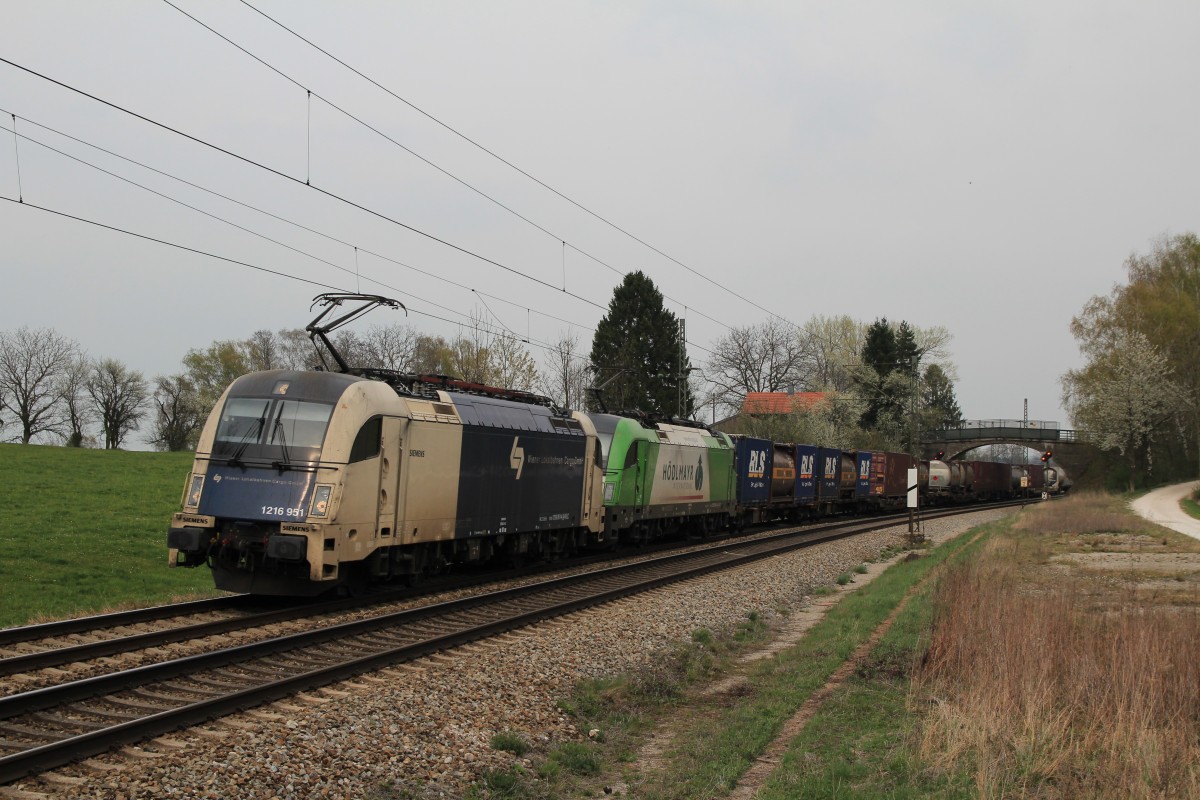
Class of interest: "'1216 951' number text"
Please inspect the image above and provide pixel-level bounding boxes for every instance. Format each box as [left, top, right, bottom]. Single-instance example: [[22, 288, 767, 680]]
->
[[262, 506, 304, 517]]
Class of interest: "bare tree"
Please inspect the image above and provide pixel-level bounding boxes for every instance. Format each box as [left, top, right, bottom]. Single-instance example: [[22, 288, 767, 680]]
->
[[244, 329, 282, 371], [540, 331, 591, 409], [0, 326, 78, 443], [914, 324, 958, 382], [87, 358, 149, 450], [490, 333, 539, 392], [58, 353, 94, 447], [801, 315, 867, 392], [276, 328, 317, 370], [150, 374, 204, 452], [361, 323, 420, 372], [704, 319, 813, 417], [449, 311, 495, 384]]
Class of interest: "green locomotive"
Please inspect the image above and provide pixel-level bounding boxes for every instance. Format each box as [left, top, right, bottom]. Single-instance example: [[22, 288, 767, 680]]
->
[[589, 413, 736, 543]]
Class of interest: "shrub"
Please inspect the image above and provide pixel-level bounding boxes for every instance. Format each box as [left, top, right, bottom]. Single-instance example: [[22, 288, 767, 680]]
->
[[836, 573, 852, 585], [547, 742, 601, 776], [490, 732, 530, 756]]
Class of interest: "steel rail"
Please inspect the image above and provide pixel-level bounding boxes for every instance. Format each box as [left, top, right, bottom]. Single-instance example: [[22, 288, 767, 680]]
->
[[0, 510, 912, 675], [0, 596, 248, 648], [0, 499, 1027, 784]]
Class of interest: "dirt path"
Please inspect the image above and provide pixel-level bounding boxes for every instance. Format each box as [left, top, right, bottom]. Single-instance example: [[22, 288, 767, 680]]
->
[[723, 568, 922, 799], [618, 527, 991, 799], [1130, 481, 1200, 541], [724, 528, 991, 799], [612, 553, 906, 797]]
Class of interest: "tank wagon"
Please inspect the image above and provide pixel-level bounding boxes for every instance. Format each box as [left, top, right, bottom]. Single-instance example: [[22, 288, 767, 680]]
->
[[167, 295, 1056, 596]]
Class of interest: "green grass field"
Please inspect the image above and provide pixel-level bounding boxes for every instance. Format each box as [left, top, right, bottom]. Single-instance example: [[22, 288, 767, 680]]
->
[[0, 443, 224, 628]]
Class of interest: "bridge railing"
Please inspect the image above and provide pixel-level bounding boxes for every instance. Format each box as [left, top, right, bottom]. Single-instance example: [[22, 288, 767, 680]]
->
[[924, 420, 1078, 443]]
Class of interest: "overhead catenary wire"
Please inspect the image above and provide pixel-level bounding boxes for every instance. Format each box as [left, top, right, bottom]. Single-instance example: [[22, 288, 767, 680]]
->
[[0, 194, 716, 368], [0, 108, 593, 337], [0, 59, 718, 368], [0, 55, 608, 314], [236, 0, 795, 332], [0, 116, 570, 348], [158, 0, 732, 333], [0, 108, 712, 363], [0, 195, 342, 292]]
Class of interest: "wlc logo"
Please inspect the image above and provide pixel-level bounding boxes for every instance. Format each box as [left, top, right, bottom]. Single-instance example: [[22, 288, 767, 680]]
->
[[510, 437, 525, 479]]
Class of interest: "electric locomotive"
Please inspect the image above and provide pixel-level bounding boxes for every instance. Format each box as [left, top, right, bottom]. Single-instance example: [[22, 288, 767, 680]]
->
[[168, 294, 1053, 597], [168, 295, 611, 594]]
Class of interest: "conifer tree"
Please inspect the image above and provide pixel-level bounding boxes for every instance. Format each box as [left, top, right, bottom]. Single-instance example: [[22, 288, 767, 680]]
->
[[589, 271, 694, 416], [857, 318, 897, 427]]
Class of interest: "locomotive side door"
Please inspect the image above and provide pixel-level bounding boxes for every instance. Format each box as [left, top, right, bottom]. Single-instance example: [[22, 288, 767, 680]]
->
[[377, 416, 402, 540], [634, 439, 648, 508]]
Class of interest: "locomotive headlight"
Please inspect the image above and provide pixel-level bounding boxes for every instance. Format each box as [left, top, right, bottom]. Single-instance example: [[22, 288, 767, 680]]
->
[[310, 484, 333, 517], [185, 474, 204, 509]]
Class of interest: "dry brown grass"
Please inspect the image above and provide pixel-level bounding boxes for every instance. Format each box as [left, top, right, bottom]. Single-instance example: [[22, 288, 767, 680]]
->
[[1015, 491, 1155, 537], [913, 521, 1200, 798]]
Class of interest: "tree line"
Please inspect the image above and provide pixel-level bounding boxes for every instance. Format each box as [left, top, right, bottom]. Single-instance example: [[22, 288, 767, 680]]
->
[[706, 313, 963, 453], [1062, 233, 1200, 490], [1, 269, 965, 454]]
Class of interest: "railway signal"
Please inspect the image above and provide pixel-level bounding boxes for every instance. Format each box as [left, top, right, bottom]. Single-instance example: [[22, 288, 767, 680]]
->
[[1041, 449, 1053, 462]]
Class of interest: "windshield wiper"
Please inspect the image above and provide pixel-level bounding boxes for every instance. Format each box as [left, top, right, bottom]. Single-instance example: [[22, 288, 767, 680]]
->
[[227, 416, 265, 467], [272, 415, 293, 473]]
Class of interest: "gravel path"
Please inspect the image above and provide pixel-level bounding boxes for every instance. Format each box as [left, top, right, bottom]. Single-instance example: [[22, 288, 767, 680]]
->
[[1131, 481, 1200, 541], [6, 508, 1013, 800]]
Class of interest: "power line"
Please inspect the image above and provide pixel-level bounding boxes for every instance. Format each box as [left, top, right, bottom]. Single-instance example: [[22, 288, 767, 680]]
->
[[0, 195, 342, 291], [4, 110, 592, 336], [0, 58, 717, 365], [0, 128, 644, 365], [0, 108, 596, 339], [160, 0, 732, 333], [0, 195, 716, 369], [237, 0, 797, 331], [0, 116, 590, 352], [0, 55, 606, 313]]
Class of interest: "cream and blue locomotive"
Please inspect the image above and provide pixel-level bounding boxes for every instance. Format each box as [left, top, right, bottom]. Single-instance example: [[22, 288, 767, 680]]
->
[[168, 367, 609, 595]]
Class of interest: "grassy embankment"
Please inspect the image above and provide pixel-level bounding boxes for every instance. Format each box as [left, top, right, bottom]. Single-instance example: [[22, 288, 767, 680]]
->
[[0, 443, 222, 628], [1182, 488, 1200, 520], [468, 494, 1200, 799]]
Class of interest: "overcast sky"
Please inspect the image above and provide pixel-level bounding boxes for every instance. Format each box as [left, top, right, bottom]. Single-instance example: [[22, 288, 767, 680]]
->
[[3, 1, 1198, 444]]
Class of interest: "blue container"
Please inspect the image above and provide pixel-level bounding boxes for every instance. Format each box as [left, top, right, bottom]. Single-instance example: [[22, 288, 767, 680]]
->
[[817, 447, 841, 501], [794, 443, 819, 502], [734, 436, 773, 506], [855, 451, 873, 498]]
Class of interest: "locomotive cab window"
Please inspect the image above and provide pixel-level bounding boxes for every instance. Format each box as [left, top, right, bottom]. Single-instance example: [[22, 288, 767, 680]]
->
[[349, 416, 383, 463], [212, 396, 334, 464]]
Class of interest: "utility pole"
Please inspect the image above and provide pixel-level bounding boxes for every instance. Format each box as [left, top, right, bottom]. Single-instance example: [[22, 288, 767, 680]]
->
[[677, 318, 686, 418]]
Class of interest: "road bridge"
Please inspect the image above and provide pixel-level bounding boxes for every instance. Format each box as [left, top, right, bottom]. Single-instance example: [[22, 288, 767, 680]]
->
[[921, 420, 1099, 487]]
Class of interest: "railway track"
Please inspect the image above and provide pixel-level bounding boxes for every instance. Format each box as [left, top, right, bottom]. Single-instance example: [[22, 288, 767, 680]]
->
[[0, 529, 777, 689], [0, 500, 1030, 785]]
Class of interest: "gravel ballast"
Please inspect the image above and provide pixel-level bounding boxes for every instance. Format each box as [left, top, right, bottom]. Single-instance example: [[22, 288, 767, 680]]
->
[[13, 508, 1014, 799]]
